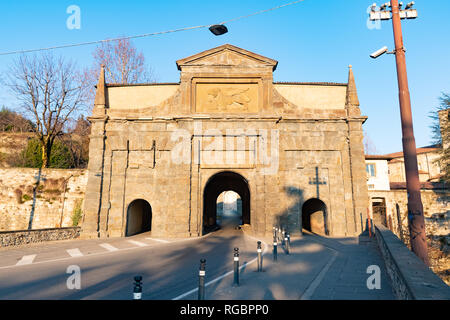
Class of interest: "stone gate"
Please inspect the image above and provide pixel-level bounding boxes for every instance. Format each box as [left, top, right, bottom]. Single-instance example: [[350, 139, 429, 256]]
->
[[81, 44, 369, 239]]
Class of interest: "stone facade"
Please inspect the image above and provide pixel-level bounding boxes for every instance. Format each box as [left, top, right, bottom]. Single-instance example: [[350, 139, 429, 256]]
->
[[387, 147, 442, 183], [368, 189, 449, 238], [0, 168, 87, 231], [81, 44, 369, 239]]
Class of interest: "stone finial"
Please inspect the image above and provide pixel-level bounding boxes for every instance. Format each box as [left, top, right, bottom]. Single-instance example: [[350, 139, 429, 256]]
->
[[94, 64, 106, 107], [346, 65, 360, 107]]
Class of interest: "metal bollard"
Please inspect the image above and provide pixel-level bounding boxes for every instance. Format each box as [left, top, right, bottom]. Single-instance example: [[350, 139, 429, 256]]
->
[[257, 241, 263, 272], [233, 248, 239, 286], [198, 259, 206, 300], [284, 232, 290, 255], [273, 234, 278, 262], [287, 231, 291, 250], [133, 276, 143, 300]]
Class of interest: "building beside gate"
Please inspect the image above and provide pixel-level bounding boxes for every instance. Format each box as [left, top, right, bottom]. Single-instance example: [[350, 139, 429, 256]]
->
[[81, 44, 369, 239]]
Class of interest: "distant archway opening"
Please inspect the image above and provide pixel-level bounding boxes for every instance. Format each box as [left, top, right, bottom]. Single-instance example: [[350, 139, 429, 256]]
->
[[372, 198, 387, 227], [126, 199, 152, 236], [216, 191, 242, 228], [203, 171, 250, 233], [302, 198, 328, 236]]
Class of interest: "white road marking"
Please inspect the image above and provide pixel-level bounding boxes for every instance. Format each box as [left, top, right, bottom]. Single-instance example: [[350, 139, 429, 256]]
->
[[16, 254, 36, 266], [145, 238, 170, 243], [0, 232, 219, 270], [99, 243, 119, 252], [66, 248, 83, 257], [127, 240, 148, 247], [300, 250, 338, 300], [172, 236, 268, 300]]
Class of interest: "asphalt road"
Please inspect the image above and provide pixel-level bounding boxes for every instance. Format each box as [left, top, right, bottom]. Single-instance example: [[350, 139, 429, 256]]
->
[[0, 221, 261, 300]]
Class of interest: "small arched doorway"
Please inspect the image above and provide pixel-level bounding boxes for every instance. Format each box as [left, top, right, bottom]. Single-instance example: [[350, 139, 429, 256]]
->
[[203, 171, 250, 233], [372, 197, 387, 227], [126, 199, 152, 236], [302, 198, 328, 236]]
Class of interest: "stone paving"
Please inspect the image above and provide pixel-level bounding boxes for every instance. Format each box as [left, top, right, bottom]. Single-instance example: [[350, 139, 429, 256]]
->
[[181, 232, 396, 300]]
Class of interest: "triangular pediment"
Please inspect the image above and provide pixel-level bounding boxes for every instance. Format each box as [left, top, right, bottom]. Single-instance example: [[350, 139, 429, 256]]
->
[[176, 44, 278, 71]]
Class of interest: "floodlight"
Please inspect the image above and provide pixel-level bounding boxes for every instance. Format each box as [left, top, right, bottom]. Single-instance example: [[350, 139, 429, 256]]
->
[[370, 46, 389, 59], [209, 24, 228, 36], [405, 1, 415, 9]]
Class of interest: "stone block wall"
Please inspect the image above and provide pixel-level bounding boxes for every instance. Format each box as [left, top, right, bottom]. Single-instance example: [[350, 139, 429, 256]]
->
[[369, 189, 450, 284], [375, 224, 450, 299], [368, 189, 449, 239], [0, 227, 81, 247], [0, 168, 88, 231]]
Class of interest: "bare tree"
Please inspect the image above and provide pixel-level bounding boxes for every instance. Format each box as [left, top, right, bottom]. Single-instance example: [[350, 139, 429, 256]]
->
[[5, 54, 89, 168], [0, 106, 34, 132], [363, 130, 379, 155], [63, 115, 91, 168], [84, 39, 155, 105]]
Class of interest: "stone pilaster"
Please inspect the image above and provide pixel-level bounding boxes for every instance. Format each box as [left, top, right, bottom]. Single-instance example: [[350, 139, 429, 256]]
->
[[80, 66, 108, 239], [345, 65, 369, 235]]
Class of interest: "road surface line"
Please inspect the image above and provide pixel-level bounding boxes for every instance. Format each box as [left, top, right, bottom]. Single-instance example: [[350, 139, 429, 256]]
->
[[66, 248, 83, 257], [172, 238, 268, 300], [145, 238, 170, 243], [99, 243, 119, 252], [127, 240, 148, 247], [0, 240, 156, 270], [0, 232, 224, 270], [16, 254, 36, 266], [300, 249, 338, 300]]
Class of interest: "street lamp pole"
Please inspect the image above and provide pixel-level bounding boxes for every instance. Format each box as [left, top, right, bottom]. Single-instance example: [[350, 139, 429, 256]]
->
[[370, 1, 429, 265], [390, 0, 429, 266]]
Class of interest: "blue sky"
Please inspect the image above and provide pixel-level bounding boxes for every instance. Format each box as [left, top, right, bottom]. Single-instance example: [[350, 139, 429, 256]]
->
[[0, 0, 449, 154]]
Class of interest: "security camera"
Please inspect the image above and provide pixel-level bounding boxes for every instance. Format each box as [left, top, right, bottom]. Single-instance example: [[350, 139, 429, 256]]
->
[[380, 3, 387, 10], [405, 1, 415, 9], [370, 46, 388, 59], [370, 3, 377, 11]]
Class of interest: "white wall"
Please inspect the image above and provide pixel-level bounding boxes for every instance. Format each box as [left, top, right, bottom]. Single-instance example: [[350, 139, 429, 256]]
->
[[366, 159, 390, 191]]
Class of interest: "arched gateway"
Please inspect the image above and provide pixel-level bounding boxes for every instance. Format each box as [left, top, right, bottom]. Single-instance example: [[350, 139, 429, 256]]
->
[[203, 171, 250, 232], [81, 44, 369, 239]]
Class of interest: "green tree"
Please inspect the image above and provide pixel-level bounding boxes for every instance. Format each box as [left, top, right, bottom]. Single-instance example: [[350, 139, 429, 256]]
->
[[20, 138, 74, 169], [429, 93, 450, 183]]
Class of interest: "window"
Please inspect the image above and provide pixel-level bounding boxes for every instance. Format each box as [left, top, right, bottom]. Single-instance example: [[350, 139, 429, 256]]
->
[[368, 184, 375, 190], [366, 163, 376, 177]]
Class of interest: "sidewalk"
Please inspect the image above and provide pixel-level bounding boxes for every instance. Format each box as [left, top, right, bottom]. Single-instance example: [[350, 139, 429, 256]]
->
[[181, 233, 396, 300]]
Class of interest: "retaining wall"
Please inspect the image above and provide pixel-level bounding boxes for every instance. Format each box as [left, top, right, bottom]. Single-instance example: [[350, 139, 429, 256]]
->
[[375, 224, 450, 300]]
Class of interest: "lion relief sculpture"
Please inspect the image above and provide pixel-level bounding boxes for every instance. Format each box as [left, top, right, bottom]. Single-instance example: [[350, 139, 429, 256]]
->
[[206, 87, 252, 112]]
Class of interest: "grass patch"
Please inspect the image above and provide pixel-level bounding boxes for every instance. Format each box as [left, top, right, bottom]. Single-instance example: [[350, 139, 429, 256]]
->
[[71, 199, 83, 227]]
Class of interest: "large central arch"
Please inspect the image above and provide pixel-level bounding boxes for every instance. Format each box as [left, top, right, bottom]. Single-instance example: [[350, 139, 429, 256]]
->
[[203, 171, 250, 232]]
